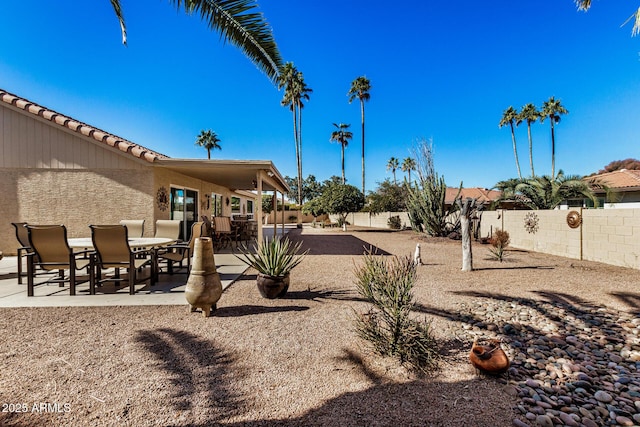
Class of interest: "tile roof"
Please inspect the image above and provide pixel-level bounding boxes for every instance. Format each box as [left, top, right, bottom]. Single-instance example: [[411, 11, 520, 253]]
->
[[445, 187, 502, 204], [585, 169, 640, 190], [0, 88, 168, 163]]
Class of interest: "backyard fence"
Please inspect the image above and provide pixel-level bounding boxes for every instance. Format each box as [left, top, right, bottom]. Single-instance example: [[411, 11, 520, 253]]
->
[[331, 208, 640, 270]]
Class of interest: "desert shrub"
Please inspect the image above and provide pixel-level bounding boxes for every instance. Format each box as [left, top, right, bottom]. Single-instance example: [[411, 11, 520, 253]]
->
[[488, 229, 510, 262], [387, 215, 402, 230], [353, 253, 439, 374]]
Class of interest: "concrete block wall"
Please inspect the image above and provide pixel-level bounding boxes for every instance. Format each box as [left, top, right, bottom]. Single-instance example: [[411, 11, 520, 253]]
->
[[481, 209, 640, 269], [328, 211, 411, 229]]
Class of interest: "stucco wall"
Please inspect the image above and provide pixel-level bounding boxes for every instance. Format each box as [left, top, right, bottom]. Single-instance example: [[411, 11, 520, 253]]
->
[[482, 209, 640, 269], [1, 168, 153, 254]]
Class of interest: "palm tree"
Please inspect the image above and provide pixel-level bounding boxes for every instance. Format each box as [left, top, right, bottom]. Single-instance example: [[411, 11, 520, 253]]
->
[[576, 1, 640, 36], [195, 129, 221, 159], [517, 103, 540, 177], [348, 76, 371, 196], [278, 63, 312, 204], [386, 157, 399, 184], [330, 123, 352, 184], [540, 97, 568, 179], [498, 106, 522, 179], [107, 0, 283, 83], [495, 171, 598, 210], [401, 157, 416, 183]]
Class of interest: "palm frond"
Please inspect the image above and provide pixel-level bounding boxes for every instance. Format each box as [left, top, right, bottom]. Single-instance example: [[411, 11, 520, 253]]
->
[[109, 0, 283, 83], [176, 0, 283, 82], [622, 7, 640, 36], [110, 0, 127, 44]]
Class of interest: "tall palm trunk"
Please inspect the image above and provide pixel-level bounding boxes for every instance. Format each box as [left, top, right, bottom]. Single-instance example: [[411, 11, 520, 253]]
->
[[527, 123, 535, 177], [360, 100, 365, 195], [550, 118, 556, 179], [509, 122, 522, 179], [297, 100, 303, 204], [341, 144, 346, 184], [291, 106, 300, 202]]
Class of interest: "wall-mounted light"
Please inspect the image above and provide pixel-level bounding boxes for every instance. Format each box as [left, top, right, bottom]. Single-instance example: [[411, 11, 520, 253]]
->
[[252, 179, 257, 189]]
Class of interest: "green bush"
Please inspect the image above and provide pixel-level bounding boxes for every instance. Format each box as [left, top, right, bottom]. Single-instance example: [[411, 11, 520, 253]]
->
[[353, 253, 439, 374], [387, 215, 402, 230]]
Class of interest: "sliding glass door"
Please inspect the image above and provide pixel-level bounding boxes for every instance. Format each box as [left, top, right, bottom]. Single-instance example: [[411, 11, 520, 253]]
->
[[170, 187, 198, 240]]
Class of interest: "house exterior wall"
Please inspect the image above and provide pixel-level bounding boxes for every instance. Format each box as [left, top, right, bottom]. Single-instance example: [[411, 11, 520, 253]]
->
[[0, 101, 249, 255]]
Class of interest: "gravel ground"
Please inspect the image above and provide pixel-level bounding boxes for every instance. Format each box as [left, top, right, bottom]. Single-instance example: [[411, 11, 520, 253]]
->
[[1, 226, 639, 426]]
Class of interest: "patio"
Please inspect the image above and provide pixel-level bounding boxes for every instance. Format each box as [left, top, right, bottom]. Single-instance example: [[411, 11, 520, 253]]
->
[[0, 225, 293, 308]]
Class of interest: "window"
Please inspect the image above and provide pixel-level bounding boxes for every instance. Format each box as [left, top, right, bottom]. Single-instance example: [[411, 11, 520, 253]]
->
[[212, 193, 223, 216], [247, 200, 254, 214], [231, 197, 241, 213]]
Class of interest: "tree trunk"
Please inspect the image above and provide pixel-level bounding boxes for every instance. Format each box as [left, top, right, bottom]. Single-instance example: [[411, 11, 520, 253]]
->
[[297, 101, 303, 206], [457, 198, 477, 272], [550, 117, 556, 179], [341, 145, 345, 184], [361, 100, 366, 195], [527, 122, 535, 177], [510, 122, 522, 179]]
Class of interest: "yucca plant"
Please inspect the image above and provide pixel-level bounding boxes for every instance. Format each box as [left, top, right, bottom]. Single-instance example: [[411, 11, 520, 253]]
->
[[354, 252, 440, 374], [235, 237, 307, 278]]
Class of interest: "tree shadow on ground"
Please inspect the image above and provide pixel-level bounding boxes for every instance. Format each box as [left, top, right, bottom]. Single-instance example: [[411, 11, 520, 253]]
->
[[610, 291, 640, 314], [134, 328, 244, 424], [287, 230, 390, 256], [283, 288, 363, 303], [176, 347, 515, 427], [213, 304, 310, 317], [413, 290, 640, 426]]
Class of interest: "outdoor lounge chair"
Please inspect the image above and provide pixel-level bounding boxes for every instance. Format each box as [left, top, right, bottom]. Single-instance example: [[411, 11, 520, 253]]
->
[[119, 219, 145, 238], [90, 225, 155, 295], [25, 224, 94, 296], [154, 220, 181, 240], [12, 222, 31, 284], [157, 221, 204, 274]]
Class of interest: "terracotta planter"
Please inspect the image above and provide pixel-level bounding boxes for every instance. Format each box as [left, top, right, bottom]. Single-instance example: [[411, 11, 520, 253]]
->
[[256, 273, 290, 299], [185, 237, 222, 317]]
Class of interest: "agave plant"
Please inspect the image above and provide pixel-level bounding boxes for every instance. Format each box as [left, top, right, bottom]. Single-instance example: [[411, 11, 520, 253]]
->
[[235, 237, 308, 278]]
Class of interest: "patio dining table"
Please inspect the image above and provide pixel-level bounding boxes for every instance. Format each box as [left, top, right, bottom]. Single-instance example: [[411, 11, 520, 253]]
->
[[67, 237, 176, 249]]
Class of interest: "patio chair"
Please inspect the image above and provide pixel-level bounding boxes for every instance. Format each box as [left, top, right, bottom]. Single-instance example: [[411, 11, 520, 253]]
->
[[158, 221, 204, 274], [212, 216, 240, 249], [25, 224, 94, 297], [90, 225, 155, 295], [119, 219, 145, 238], [154, 220, 181, 240], [12, 222, 31, 284]]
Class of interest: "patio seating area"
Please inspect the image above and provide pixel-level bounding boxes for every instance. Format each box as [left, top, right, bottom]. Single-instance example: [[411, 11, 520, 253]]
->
[[0, 224, 293, 307]]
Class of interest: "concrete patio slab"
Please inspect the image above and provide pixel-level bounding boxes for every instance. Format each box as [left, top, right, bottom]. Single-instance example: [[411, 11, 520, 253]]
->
[[0, 253, 247, 308]]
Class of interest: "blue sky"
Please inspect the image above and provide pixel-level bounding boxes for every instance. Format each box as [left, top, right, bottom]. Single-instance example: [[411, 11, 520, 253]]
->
[[1, 1, 638, 193]]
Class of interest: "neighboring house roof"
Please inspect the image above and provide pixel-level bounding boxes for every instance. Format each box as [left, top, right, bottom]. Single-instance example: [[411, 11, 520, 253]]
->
[[0, 88, 168, 163], [585, 169, 640, 191], [445, 187, 502, 205]]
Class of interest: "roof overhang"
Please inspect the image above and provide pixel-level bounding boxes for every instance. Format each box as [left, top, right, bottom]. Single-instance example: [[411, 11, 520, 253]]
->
[[153, 159, 290, 193]]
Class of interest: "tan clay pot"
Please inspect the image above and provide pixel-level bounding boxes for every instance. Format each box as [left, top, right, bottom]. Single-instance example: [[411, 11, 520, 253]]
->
[[185, 237, 222, 317]]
